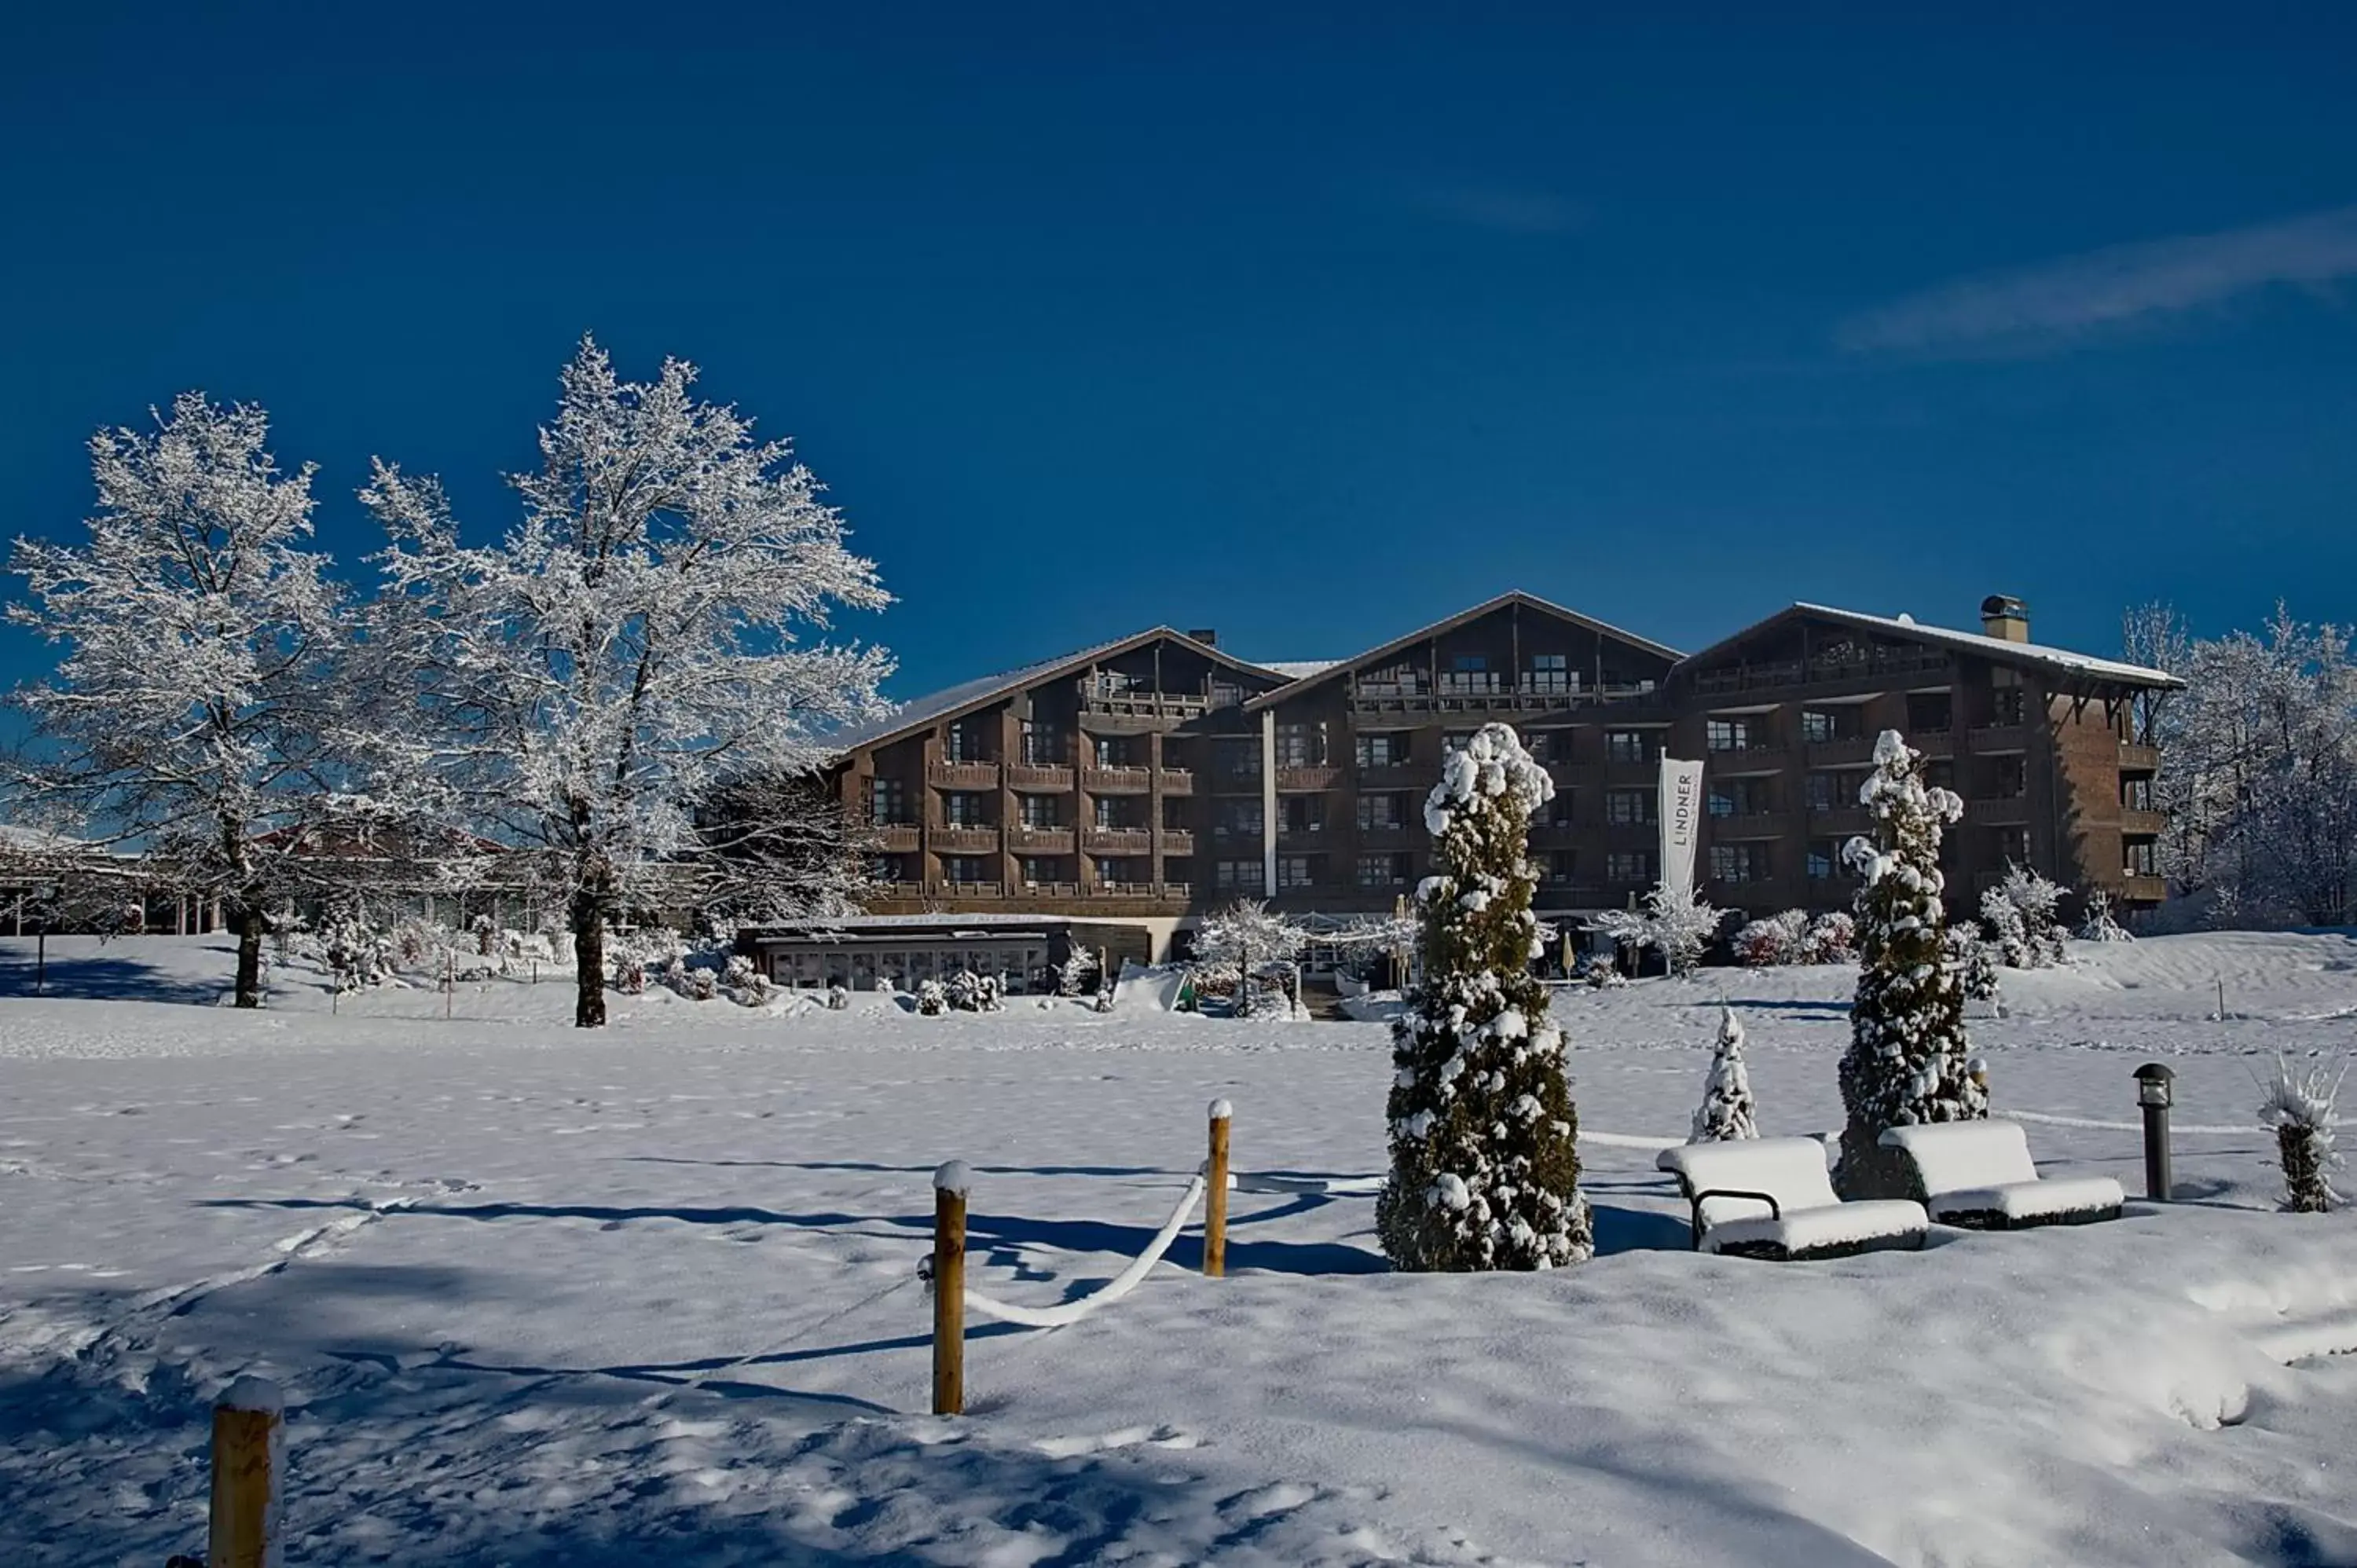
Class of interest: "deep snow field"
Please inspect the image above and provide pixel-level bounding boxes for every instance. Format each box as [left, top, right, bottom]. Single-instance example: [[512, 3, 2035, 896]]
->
[[2, 932, 2355, 1567]]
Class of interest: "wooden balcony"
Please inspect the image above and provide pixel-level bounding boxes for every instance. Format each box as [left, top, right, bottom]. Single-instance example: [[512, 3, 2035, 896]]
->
[[1709, 812, 1786, 841], [1966, 796, 2030, 827], [1007, 764, 1074, 791], [874, 824, 921, 853], [1275, 764, 1343, 792], [942, 880, 1003, 897], [1806, 806, 1872, 838], [1017, 881, 1080, 897], [1083, 766, 1153, 793], [1160, 829, 1196, 855], [1079, 680, 1211, 720], [1082, 826, 1152, 854], [2118, 741, 2161, 773], [1009, 826, 1074, 853], [1967, 724, 2029, 754], [1355, 762, 1423, 787], [1688, 647, 1950, 698], [1158, 768, 1194, 796], [931, 825, 999, 853], [1275, 826, 1334, 851], [926, 760, 999, 789], [2119, 874, 2167, 903], [2120, 808, 2168, 837], [1805, 737, 1877, 768], [871, 881, 922, 899], [1913, 731, 1956, 759]]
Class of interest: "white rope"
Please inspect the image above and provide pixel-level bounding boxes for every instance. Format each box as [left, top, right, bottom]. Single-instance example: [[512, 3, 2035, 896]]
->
[[962, 1175, 1207, 1329], [1233, 1172, 1384, 1196], [2009, 1108, 2357, 1134]]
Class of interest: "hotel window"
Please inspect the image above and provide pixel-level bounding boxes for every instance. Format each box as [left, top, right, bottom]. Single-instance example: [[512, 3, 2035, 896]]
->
[[1906, 691, 1953, 734], [868, 854, 908, 883], [1019, 794, 1061, 829], [1996, 826, 2030, 864], [1357, 853, 1409, 888], [943, 792, 991, 827], [1524, 652, 1571, 694], [1991, 669, 2027, 726], [1215, 859, 1265, 892], [1705, 717, 1755, 753], [1801, 708, 1857, 744], [1215, 799, 1263, 837], [1989, 755, 2027, 799], [1216, 737, 1262, 776], [1710, 842, 1770, 883], [1019, 720, 1065, 765], [1710, 778, 1769, 817], [869, 777, 907, 826], [1541, 789, 1574, 829], [1277, 855, 1318, 889], [1356, 732, 1410, 768], [943, 855, 990, 884], [2122, 775, 2154, 810], [1444, 652, 1495, 693], [1275, 722, 1325, 768], [1924, 759, 1956, 792], [1607, 850, 1651, 883], [1094, 734, 1140, 768], [1442, 730, 1476, 755], [1019, 856, 1064, 887], [1607, 730, 1658, 764], [944, 720, 990, 763], [1806, 840, 1841, 881], [1358, 793, 1408, 831], [1606, 789, 1654, 826], [1804, 771, 1837, 812], [1543, 849, 1577, 885], [1095, 796, 1146, 830], [1162, 797, 1190, 830], [1095, 857, 1143, 886], [2125, 840, 2160, 877], [1281, 794, 1324, 833], [1360, 661, 1424, 697]]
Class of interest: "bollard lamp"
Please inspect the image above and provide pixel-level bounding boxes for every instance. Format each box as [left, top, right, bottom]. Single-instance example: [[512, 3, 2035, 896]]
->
[[2134, 1062, 2174, 1108]]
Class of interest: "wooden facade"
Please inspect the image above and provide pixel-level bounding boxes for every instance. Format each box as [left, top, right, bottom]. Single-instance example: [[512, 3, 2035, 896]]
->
[[824, 593, 2178, 927]]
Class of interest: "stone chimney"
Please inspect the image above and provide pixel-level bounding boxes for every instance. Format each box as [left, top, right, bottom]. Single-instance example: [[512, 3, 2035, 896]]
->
[[1186, 628, 1218, 647], [1980, 595, 2029, 643]]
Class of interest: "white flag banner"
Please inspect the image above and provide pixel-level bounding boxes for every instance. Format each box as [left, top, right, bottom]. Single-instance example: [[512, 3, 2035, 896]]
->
[[1659, 757, 1704, 893]]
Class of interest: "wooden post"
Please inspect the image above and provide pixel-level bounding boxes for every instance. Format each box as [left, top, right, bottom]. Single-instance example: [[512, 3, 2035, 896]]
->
[[1204, 1098, 1232, 1277], [444, 948, 454, 1019], [207, 1376, 284, 1568], [932, 1161, 969, 1416]]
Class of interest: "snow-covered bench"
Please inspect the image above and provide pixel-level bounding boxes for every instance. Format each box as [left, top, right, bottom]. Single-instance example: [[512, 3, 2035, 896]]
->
[[1878, 1120, 2124, 1230], [1655, 1138, 1929, 1262]]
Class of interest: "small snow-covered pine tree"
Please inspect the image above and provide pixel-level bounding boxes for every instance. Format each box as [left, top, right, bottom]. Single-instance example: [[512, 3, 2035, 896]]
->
[[1835, 731, 1985, 1199], [1379, 723, 1590, 1271], [1689, 1005, 1759, 1142], [2259, 1055, 2345, 1213]]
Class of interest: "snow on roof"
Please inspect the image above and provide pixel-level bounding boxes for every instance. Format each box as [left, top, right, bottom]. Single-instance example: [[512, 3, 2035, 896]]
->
[[1254, 659, 1340, 680], [1788, 603, 2182, 688], [742, 913, 1073, 936], [821, 632, 1146, 755]]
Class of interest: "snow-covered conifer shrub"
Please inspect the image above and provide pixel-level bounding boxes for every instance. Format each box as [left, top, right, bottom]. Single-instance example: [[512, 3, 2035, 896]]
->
[[1835, 731, 1985, 1199], [915, 979, 948, 1016], [1379, 724, 1591, 1271], [1056, 947, 1104, 998], [1943, 925, 2000, 1002], [2077, 891, 2135, 943], [1577, 953, 1627, 988], [944, 970, 1003, 1013], [1981, 864, 2069, 968], [1690, 1005, 1759, 1143], [1734, 910, 1809, 967], [2259, 1055, 2345, 1213], [1802, 910, 1857, 964]]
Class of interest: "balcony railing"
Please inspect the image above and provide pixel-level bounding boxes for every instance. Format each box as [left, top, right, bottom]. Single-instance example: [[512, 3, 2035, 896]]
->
[[1083, 765, 1153, 793], [2118, 741, 2161, 773], [931, 825, 999, 852], [2120, 808, 2167, 837], [1967, 724, 2029, 753], [1804, 736, 1876, 767], [2119, 874, 2167, 903], [1082, 826, 1152, 853], [927, 760, 999, 789], [1009, 826, 1074, 853], [1806, 806, 1872, 838], [1275, 764, 1343, 792], [1709, 812, 1785, 840], [873, 823, 921, 852], [1160, 829, 1196, 855], [1079, 677, 1212, 718], [941, 880, 1003, 897], [1966, 796, 2030, 827], [1159, 768, 1194, 795], [1688, 647, 1950, 697], [1017, 881, 1080, 897], [1007, 764, 1074, 791]]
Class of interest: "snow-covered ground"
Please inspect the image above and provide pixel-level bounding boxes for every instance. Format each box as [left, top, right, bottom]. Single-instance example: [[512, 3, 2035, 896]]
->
[[2, 932, 2354, 1566]]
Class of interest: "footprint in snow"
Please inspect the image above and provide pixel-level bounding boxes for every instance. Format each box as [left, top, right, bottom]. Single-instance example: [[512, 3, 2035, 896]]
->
[[1032, 1424, 1200, 1459]]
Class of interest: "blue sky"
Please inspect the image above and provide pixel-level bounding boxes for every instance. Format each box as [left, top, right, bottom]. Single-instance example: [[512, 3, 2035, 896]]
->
[[3, 4, 2354, 704]]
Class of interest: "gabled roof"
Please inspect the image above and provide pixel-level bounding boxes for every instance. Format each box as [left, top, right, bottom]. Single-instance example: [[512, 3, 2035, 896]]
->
[[1243, 591, 1683, 712], [1675, 603, 2183, 690], [824, 628, 1297, 759]]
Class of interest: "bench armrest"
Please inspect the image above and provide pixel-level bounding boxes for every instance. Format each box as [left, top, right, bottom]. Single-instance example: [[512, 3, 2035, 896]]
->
[[1685, 1186, 1784, 1248]]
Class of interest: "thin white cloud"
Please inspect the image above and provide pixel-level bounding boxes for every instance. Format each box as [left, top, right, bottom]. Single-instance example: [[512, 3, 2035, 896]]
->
[[1838, 205, 2357, 353], [1405, 183, 1585, 235]]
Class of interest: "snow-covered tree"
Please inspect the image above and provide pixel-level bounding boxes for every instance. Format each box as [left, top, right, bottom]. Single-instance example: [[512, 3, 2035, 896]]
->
[[1689, 1005, 1759, 1143], [5, 394, 358, 1007], [1981, 863, 2068, 969], [1191, 899, 1308, 1018], [1379, 723, 1590, 1271], [1943, 924, 2000, 1003], [1594, 879, 1722, 976], [2259, 1055, 2344, 1214], [362, 339, 893, 1027], [1834, 731, 1985, 1199], [2077, 891, 2134, 943]]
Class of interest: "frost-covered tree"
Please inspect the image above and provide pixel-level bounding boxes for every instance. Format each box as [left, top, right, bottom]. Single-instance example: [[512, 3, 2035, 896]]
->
[[363, 339, 892, 1026], [1379, 723, 1590, 1271], [1981, 863, 2068, 969], [2077, 890, 2134, 943], [5, 394, 356, 1007], [1835, 731, 1985, 1199], [1689, 1005, 1759, 1143], [2259, 1055, 2344, 1214], [1594, 880, 1723, 976], [1191, 898, 1308, 1017]]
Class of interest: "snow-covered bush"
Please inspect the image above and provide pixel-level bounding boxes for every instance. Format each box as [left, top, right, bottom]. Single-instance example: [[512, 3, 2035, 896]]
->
[[2259, 1055, 2345, 1213], [915, 979, 948, 1016], [1575, 952, 1627, 988], [1380, 723, 1591, 1271], [944, 970, 1003, 1013], [1594, 881, 1724, 976], [1733, 910, 1809, 968], [1055, 947, 1104, 998], [1690, 1006, 1759, 1143], [1943, 925, 2000, 1002], [2077, 891, 2135, 943], [1835, 731, 1985, 1199], [1981, 863, 2069, 969], [613, 955, 647, 995], [720, 953, 773, 1006], [1802, 910, 1857, 964], [1192, 900, 1309, 1019], [317, 903, 394, 991], [825, 983, 851, 1011], [662, 957, 719, 1002]]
